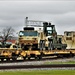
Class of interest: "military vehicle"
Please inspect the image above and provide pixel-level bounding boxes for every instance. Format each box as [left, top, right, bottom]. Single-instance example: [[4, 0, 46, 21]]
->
[[62, 31, 75, 49], [18, 17, 67, 59]]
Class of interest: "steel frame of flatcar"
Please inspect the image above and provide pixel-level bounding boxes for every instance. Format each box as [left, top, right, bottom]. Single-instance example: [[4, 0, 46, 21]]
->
[[0, 48, 75, 61]]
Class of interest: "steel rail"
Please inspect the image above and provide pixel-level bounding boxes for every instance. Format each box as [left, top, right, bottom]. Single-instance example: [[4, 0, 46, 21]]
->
[[0, 64, 75, 70]]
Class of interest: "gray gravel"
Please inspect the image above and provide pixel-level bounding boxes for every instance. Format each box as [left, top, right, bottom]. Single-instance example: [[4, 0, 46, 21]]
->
[[0, 58, 75, 71], [0, 57, 75, 66], [0, 67, 75, 72]]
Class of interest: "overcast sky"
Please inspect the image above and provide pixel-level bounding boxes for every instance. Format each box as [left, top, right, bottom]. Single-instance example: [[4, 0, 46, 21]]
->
[[0, 0, 75, 36]]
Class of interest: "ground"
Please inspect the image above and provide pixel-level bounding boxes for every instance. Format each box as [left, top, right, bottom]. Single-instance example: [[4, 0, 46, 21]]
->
[[0, 70, 75, 75]]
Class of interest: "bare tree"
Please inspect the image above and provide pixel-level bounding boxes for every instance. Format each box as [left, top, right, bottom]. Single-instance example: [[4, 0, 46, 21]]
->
[[1, 27, 15, 47]]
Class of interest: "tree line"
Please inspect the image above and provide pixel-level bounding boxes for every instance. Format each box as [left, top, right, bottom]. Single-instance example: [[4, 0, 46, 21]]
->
[[0, 27, 15, 48]]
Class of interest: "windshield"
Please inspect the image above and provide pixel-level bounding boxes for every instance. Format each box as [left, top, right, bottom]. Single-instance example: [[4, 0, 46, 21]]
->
[[47, 27, 52, 30], [19, 31, 38, 36]]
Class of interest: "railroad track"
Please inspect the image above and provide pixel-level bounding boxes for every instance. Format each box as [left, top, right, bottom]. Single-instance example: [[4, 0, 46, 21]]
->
[[0, 64, 75, 70], [0, 57, 75, 70]]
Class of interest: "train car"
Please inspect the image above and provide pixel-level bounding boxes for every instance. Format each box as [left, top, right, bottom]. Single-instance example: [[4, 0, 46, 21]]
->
[[0, 44, 22, 61], [1, 17, 75, 61]]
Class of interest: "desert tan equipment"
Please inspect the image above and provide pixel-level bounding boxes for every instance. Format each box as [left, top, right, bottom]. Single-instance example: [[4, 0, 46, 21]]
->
[[18, 17, 67, 59], [62, 31, 75, 49]]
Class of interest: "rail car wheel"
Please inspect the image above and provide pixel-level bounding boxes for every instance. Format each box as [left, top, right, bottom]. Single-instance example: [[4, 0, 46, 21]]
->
[[23, 57, 26, 60], [6, 58, 10, 61], [12, 57, 17, 61], [12, 58, 16, 61], [36, 53, 43, 60], [1, 58, 4, 61], [35, 56, 38, 60], [38, 55, 42, 60], [70, 52, 74, 57], [57, 54, 63, 58], [28, 57, 30, 60]]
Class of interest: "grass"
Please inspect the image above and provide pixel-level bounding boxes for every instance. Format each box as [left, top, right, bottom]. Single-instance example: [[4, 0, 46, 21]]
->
[[0, 70, 75, 75]]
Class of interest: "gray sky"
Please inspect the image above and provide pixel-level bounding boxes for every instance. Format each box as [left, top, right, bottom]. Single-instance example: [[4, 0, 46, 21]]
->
[[0, 0, 75, 36]]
